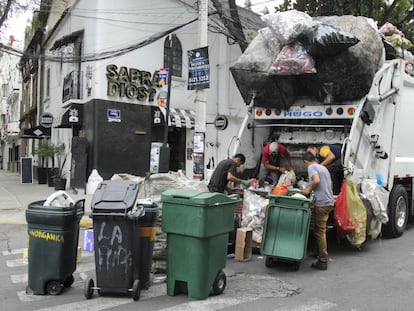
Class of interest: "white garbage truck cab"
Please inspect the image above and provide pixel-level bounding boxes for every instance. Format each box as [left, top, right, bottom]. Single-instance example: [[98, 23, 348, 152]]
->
[[233, 58, 414, 238]]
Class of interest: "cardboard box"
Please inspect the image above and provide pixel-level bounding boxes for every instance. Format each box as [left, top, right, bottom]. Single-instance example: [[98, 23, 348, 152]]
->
[[234, 227, 252, 262], [83, 229, 94, 252]]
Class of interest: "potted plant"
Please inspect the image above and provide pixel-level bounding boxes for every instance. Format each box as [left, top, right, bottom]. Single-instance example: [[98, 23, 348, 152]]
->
[[53, 143, 68, 190], [33, 141, 53, 184]]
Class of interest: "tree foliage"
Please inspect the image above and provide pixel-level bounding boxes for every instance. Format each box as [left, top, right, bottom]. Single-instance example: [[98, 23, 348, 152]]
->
[[274, 0, 414, 46]]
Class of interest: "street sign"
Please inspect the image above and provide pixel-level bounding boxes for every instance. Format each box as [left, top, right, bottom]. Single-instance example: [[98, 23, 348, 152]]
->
[[39, 112, 54, 128], [187, 46, 210, 90], [214, 115, 228, 130]]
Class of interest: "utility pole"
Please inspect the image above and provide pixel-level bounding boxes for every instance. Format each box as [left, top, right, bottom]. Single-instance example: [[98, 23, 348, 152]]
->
[[193, 0, 208, 179]]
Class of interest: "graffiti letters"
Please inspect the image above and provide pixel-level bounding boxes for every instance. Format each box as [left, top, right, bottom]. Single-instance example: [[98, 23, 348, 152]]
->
[[96, 221, 132, 274]]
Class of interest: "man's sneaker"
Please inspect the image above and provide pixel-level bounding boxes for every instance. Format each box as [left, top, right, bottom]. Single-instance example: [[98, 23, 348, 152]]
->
[[311, 260, 327, 270]]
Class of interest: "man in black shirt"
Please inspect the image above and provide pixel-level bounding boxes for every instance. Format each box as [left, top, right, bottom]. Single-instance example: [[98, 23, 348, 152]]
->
[[207, 153, 250, 193]]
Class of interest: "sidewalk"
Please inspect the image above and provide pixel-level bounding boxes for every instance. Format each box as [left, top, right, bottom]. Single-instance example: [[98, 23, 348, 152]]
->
[[0, 169, 93, 227]]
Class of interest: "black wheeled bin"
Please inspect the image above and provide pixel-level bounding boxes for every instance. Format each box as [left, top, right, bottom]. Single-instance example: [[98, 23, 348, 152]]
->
[[84, 180, 146, 301], [136, 200, 159, 290], [25, 199, 85, 295]]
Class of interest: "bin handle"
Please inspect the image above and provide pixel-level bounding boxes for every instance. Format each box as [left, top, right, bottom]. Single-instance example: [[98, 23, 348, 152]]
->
[[227, 194, 240, 201], [73, 199, 85, 217], [127, 207, 145, 220]]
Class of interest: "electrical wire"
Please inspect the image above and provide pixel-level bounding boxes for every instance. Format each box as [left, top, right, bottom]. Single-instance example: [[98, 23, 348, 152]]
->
[[0, 2, 263, 63]]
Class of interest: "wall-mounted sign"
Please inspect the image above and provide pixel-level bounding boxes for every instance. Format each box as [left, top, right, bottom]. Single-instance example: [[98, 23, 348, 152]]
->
[[107, 109, 121, 123], [40, 112, 54, 128], [214, 115, 228, 131], [151, 107, 165, 127], [187, 46, 210, 90], [106, 64, 162, 103]]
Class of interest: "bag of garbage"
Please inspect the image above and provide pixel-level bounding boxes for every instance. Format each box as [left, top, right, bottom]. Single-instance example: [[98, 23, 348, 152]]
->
[[298, 15, 384, 103], [299, 23, 360, 57], [268, 42, 316, 75], [43, 191, 75, 207], [262, 9, 313, 45], [345, 179, 367, 248]]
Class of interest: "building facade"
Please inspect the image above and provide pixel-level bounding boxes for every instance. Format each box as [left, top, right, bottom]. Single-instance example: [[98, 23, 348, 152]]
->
[[19, 0, 261, 188]]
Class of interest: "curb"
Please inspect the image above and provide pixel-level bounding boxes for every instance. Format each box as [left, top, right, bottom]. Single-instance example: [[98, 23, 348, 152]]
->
[[80, 218, 93, 228]]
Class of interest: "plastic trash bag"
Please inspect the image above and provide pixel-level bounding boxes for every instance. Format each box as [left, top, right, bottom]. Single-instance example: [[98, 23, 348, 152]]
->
[[360, 179, 389, 224], [268, 42, 316, 75], [334, 180, 356, 236], [258, 27, 282, 57], [345, 179, 367, 248], [299, 23, 360, 57], [43, 190, 75, 207], [241, 190, 269, 244], [262, 10, 313, 45]]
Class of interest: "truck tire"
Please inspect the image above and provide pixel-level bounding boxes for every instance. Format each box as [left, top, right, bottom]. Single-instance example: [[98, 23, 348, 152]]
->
[[382, 184, 408, 238]]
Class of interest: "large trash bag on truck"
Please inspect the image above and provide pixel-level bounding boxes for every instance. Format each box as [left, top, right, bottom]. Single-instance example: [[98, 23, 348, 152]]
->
[[230, 30, 298, 109], [298, 16, 384, 103], [261, 10, 313, 45], [268, 42, 317, 75], [298, 23, 360, 57]]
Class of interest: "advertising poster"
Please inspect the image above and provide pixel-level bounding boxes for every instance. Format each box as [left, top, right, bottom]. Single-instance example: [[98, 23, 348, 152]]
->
[[193, 153, 205, 180], [187, 46, 210, 90]]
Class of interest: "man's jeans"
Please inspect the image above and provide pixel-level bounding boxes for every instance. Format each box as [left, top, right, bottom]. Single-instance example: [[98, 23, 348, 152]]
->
[[313, 205, 334, 261], [258, 164, 280, 185]]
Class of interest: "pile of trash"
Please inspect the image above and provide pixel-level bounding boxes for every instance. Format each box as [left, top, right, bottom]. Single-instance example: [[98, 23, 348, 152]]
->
[[230, 10, 402, 109], [111, 171, 208, 274]]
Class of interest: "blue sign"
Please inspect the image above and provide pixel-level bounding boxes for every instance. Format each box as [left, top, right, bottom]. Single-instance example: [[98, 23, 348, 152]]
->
[[107, 109, 121, 122], [187, 46, 210, 90]]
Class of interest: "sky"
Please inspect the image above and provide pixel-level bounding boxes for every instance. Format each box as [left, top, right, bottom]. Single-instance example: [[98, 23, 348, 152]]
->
[[235, 0, 283, 14]]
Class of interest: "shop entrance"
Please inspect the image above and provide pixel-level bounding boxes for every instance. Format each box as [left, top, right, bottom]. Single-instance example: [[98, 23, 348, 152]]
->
[[168, 127, 186, 172]]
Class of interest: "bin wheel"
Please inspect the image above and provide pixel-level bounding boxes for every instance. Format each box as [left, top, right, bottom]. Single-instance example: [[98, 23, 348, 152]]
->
[[265, 256, 274, 267], [84, 277, 94, 299], [212, 271, 226, 296], [46, 280, 64, 295], [291, 261, 301, 271], [63, 275, 75, 287], [132, 279, 141, 301]]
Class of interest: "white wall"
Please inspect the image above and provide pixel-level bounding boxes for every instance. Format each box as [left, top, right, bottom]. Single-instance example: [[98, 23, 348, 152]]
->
[[41, 0, 249, 178]]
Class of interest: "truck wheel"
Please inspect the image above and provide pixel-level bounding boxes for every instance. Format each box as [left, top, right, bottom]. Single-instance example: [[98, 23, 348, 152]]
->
[[382, 184, 408, 238]]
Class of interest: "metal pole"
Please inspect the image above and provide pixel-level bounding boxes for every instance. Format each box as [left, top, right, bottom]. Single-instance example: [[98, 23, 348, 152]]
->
[[163, 34, 173, 146], [195, 0, 208, 133], [193, 0, 208, 180]]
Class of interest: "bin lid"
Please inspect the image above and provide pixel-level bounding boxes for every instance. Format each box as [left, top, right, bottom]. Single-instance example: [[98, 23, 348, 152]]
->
[[91, 180, 139, 212], [161, 189, 240, 206]]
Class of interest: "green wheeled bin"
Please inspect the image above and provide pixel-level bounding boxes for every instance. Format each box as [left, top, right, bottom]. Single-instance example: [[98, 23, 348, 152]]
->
[[84, 180, 145, 301], [261, 193, 312, 271], [161, 189, 241, 300], [25, 199, 85, 295]]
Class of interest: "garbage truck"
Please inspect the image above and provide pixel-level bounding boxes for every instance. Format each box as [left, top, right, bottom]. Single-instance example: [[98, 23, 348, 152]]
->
[[231, 56, 414, 239]]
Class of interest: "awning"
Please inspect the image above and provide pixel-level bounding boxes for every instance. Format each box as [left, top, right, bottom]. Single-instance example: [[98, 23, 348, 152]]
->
[[156, 107, 195, 128], [54, 104, 83, 128], [21, 125, 51, 139]]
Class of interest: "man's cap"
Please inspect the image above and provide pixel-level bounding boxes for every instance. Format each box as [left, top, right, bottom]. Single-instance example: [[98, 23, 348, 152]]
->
[[269, 142, 279, 153], [319, 145, 331, 158]]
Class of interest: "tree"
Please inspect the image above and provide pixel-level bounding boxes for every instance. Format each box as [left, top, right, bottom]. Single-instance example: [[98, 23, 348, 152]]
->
[[273, 0, 414, 51]]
